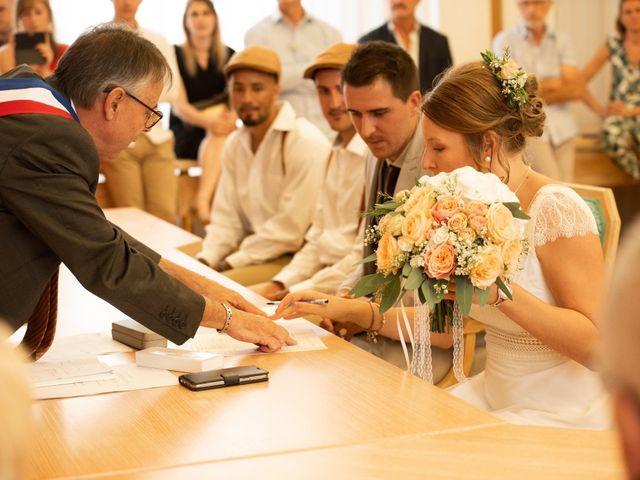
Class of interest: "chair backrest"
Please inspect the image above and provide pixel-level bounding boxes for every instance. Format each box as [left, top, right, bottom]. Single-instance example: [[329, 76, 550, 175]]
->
[[565, 182, 621, 279]]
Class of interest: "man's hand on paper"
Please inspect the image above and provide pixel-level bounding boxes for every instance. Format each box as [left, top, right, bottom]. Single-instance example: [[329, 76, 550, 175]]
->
[[227, 308, 297, 353]]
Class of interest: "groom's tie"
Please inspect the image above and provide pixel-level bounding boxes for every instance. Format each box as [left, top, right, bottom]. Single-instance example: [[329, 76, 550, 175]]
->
[[363, 160, 400, 276]]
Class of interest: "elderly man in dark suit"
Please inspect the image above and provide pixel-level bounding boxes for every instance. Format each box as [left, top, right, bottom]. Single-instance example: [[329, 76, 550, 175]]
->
[[0, 23, 294, 360], [359, 0, 452, 94]]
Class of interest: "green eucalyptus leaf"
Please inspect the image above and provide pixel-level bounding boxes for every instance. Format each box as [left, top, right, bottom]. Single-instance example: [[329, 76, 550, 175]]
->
[[495, 276, 513, 300], [350, 273, 388, 298], [503, 202, 530, 220], [476, 287, 491, 307], [402, 263, 412, 277], [355, 253, 377, 266], [379, 275, 401, 313], [453, 276, 474, 316], [405, 267, 425, 291]]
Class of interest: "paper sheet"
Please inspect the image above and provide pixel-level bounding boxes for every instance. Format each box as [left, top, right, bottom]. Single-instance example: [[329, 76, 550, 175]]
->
[[173, 319, 327, 356], [28, 358, 115, 388], [32, 364, 178, 400], [39, 333, 134, 362]]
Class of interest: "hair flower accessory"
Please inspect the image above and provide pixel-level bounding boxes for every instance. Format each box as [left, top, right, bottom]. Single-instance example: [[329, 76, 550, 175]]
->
[[481, 48, 528, 109]]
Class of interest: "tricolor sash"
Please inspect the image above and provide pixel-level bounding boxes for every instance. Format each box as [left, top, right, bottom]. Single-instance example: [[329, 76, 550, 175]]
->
[[0, 77, 79, 122]]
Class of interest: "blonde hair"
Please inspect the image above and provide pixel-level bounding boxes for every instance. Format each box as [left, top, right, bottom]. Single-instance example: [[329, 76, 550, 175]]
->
[[421, 61, 545, 181], [0, 325, 32, 480], [180, 0, 228, 77]]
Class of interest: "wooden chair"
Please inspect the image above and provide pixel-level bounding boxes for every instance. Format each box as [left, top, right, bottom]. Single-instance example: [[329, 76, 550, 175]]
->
[[565, 182, 622, 280], [174, 159, 201, 232], [436, 318, 485, 389]]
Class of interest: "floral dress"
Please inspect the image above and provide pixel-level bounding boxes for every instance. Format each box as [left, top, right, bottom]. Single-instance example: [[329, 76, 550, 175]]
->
[[602, 36, 640, 179]]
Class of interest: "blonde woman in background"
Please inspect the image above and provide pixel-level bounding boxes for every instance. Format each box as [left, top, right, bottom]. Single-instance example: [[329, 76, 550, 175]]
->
[[170, 0, 237, 225], [0, 0, 67, 76]]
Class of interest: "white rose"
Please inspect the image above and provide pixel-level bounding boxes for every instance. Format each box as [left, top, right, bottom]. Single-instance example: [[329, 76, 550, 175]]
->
[[454, 166, 519, 204], [398, 237, 414, 252], [500, 59, 521, 80], [430, 226, 449, 246]]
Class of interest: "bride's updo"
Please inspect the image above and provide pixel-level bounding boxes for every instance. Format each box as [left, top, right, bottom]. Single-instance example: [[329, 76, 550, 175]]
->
[[421, 61, 545, 176]]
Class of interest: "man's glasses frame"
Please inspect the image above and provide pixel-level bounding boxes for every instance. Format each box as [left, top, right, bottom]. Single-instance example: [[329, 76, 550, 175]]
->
[[103, 86, 163, 130]]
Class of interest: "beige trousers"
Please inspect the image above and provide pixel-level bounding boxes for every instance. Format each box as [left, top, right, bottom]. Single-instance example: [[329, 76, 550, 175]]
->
[[524, 137, 576, 182], [222, 255, 293, 287], [102, 134, 178, 223]]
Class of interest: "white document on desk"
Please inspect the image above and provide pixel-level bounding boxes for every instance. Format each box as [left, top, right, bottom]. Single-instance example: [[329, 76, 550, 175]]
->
[[40, 333, 134, 362], [28, 358, 116, 388], [174, 319, 327, 356], [31, 364, 178, 400]]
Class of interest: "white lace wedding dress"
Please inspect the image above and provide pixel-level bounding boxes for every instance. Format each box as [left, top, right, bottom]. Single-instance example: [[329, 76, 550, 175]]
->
[[449, 185, 611, 429]]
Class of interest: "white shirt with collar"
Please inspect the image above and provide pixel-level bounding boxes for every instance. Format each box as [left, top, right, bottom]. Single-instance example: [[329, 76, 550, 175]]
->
[[273, 133, 369, 293], [244, 10, 342, 137], [388, 20, 421, 70], [198, 102, 330, 268], [493, 22, 578, 147]]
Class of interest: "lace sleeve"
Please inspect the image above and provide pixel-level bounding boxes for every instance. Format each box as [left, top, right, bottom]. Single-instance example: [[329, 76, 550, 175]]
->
[[529, 185, 599, 247]]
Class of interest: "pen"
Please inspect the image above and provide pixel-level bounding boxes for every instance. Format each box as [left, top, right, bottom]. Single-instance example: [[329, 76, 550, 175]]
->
[[266, 299, 329, 305]]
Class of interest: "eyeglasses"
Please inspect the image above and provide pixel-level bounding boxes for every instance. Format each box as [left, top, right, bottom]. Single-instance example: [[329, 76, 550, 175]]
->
[[103, 86, 163, 130]]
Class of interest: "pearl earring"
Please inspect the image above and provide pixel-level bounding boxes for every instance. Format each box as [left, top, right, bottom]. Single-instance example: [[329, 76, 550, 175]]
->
[[484, 156, 491, 163]]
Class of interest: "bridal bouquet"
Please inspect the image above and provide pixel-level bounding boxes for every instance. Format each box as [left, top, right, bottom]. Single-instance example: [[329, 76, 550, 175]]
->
[[352, 167, 529, 381]]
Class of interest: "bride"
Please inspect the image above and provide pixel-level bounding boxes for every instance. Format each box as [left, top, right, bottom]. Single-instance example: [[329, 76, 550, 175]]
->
[[273, 54, 610, 429]]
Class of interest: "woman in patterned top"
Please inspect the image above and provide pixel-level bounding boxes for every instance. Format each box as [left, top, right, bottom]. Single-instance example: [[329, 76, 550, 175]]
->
[[582, 0, 640, 179]]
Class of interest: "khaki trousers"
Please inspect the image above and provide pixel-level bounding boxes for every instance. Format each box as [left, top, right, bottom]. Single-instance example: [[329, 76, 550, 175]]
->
[[524, 137, 575, 182], [222, 255, 293, 287], [102, 134, 177, 223]]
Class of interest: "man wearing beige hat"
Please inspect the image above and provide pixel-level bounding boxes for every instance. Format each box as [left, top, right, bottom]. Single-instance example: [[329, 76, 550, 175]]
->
[[197, 45, 330, 286], [258, 43, 368, 300]]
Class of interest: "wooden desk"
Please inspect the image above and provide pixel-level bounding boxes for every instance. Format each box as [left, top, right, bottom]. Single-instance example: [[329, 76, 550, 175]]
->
[[104, 207, 201, 251], [27, 209, 499, 479], [99, 424, 625, 480]]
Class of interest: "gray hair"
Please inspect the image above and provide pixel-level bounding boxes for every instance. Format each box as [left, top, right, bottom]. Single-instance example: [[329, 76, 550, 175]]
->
[[50, 23, 171, 109]]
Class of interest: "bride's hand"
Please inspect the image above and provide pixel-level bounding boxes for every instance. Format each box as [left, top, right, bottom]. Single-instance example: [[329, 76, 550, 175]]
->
[[271, 291, 352, 323], [444, 282, 499, 305]]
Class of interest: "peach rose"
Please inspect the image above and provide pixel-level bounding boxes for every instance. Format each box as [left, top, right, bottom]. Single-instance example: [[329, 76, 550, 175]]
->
[[432, 195, 460, 223], [468, 215, 488, 235], [501, 59, 521, 80], [486, 203, 517, 244], [447, 212, 468, 232], [469, 245, 503, 289], [378, 214, 403, 237], [457, 227, 477, 244], [401, 210, 431, 244], [424, 243, 457, 280], [501, 238, 523, 274], [376, 233, 401, 274], [403, 185, 435, 215], [465, 200, 488, 217]]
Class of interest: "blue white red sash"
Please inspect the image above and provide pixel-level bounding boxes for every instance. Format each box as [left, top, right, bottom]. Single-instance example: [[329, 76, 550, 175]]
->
[[0, 77, 79, 122]]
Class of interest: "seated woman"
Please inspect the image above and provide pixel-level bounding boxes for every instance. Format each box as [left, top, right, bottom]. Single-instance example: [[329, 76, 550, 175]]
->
[[0, 0, 67, 76], [582, 0, 640, 179], [274, 56, 610, 429], [170, 0, 236, 225]]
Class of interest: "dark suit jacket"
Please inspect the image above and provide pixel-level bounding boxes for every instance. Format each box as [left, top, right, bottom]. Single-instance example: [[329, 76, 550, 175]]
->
[[0, 67, 203, 344], [359, 23, 453, 94]]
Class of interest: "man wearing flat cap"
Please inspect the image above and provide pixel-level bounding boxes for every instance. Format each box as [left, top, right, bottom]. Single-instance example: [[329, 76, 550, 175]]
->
[[197, 45, 330, 286], [258, 43, 368, 300]]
